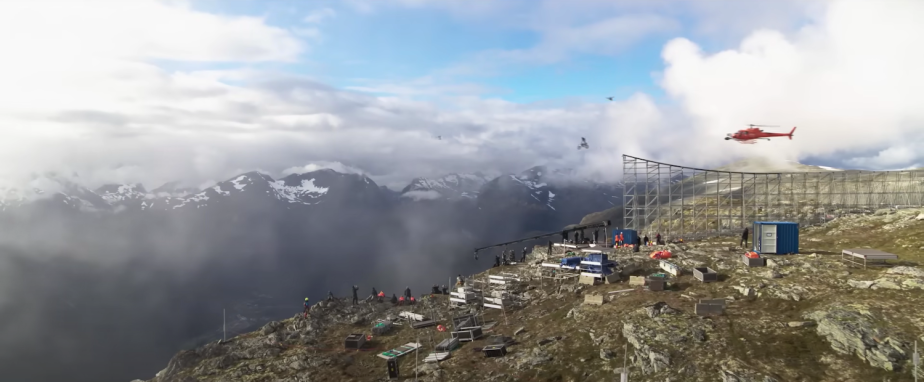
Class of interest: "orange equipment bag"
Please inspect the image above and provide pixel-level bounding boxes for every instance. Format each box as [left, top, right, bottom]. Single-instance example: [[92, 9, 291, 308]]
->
[[745, 251, 760, 259], [649, 250, 672, 259]]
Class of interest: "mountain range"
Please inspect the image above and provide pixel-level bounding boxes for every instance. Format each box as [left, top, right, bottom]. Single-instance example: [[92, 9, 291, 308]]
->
[[0, 164, 623, 382], [0, 166, 623, 226]]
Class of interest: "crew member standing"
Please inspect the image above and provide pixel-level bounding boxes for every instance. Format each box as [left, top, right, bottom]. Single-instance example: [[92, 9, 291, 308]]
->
[[656, 233, 662, 246], [303, 297, 310, 318], [741, 227, 749, 248], [351, 285, 359, 305]]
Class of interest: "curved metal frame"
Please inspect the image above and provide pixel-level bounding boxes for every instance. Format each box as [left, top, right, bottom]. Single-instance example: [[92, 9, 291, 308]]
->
[[622, 155, 924, 239]]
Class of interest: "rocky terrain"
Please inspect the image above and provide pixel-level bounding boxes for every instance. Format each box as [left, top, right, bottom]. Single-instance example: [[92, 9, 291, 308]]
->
[[139, 207, 924, 382]]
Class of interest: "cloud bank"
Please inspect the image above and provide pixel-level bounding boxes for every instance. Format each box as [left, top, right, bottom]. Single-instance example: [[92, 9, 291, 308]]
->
[[0, 0, 922, 196]]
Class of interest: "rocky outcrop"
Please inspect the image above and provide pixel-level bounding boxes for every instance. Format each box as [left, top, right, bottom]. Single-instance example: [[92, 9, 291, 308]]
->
[[620, 302, 713, 375], [805, 305, 911, 371], [886, 266, 924, 278], [845, 266, 924, 291]]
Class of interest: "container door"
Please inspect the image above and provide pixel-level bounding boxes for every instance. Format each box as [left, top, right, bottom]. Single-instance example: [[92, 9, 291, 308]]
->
[[761, 224, 778, 254]]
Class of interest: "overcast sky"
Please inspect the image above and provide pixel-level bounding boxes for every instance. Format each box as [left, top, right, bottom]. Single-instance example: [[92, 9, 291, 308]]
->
[[1, 0, 922, 191]]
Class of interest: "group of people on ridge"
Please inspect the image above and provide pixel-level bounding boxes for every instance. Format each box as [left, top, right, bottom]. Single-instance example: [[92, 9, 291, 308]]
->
[[301, 284, 421, 317], [493, 247, 528, 267]]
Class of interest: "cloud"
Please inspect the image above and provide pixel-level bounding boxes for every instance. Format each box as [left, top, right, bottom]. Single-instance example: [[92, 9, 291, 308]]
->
[[466, 14, 680, 67], [1, 0, 922, 199], [654, 0, 924, 169], [401, 190, 443, 201], [303, 7, 337, 23], [282, 162, 367, 176], [0, 0, 303, 63], [345, 76, 506, 97]]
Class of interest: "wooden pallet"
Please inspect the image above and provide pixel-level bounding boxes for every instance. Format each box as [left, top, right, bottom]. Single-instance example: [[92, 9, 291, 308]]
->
[[377, 342, 421, 360]]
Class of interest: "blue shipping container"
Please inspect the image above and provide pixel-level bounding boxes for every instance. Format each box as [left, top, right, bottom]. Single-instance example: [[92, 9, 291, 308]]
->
[[752, 221, 799, 255], [561, 257, 583, 266], [612, 229, 639, 247]]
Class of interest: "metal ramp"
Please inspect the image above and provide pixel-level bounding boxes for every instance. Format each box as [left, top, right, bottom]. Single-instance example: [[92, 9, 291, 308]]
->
[[398, 311, 426, 321], [377, 342, 422, 360], [423, 351, 451, 363]]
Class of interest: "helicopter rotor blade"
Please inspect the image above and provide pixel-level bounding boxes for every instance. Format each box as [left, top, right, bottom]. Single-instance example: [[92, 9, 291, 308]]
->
[[747, 124, 779, 127]]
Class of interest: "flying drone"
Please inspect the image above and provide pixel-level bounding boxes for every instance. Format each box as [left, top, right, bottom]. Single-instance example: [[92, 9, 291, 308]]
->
[[725, 124, 797, 144], [578, 137, 589, 150]]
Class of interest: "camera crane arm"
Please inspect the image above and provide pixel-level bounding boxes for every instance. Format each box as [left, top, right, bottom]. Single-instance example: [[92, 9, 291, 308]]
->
[[472, 220, 611, 259]]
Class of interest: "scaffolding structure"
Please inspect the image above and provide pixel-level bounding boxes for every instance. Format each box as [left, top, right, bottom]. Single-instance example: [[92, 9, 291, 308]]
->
[[622, 155, 924, 239]]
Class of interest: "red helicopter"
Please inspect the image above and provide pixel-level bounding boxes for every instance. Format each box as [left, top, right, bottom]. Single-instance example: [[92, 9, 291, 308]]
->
[[725, 124, 796, 143]]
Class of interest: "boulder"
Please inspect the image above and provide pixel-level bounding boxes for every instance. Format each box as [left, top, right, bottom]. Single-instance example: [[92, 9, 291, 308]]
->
[[644, 302, 679, 318], [887, 266, 924, 278], [901, 278, 924, 290], [847, 280, 874, 289], [870, 278, 902, 290], [734, 286, 755, 297], [261, 321, 282, 335], [763, 269, 782, 279]]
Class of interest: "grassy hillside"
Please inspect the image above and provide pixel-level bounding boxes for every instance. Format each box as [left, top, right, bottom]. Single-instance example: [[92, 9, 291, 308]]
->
[[144, 209, 924, 382]]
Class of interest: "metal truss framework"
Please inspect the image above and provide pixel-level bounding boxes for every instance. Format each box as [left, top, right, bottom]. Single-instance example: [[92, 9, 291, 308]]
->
[[622, 155, 924, 239]]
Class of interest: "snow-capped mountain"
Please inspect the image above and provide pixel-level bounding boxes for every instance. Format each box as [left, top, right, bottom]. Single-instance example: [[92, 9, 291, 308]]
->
[[480, 166, 622, 211], [476, 166, 624, 230], [96, 184, 148, 211], [0, 165, 623, 234], [400, 173, 489, 201], [0, 169, 387, 214]]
